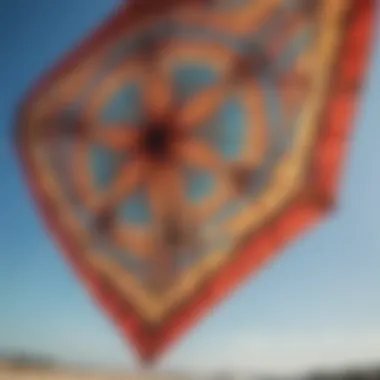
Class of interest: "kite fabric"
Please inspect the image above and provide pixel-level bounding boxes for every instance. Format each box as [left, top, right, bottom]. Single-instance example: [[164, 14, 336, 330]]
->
[[15, 0, 376, 364]]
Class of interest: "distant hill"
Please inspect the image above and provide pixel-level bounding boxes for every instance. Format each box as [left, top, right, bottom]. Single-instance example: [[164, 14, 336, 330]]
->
[[0, 352, 57, 371], [305, 368, 380, 380]]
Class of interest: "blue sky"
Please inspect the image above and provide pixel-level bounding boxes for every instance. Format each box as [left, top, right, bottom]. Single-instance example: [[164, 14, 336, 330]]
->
[[0, 0, 380, 375]]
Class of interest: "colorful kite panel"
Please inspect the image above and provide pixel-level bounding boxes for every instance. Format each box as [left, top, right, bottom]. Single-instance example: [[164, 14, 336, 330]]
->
[[15, 0, 376, 364]]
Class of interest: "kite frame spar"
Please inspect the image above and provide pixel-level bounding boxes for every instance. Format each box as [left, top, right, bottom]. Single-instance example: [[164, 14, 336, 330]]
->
[[14, 0, 376, 364]]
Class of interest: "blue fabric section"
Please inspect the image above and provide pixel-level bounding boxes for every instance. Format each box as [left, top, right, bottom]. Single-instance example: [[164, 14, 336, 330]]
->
[[185, 166, 214, 202], [214, 96, 245, 160], [119, 189, 151, 225], [90, 145, 124, 190], [172, 64, 218, 103], [196, 97, 245, 162], [100, 82, 142, 124]]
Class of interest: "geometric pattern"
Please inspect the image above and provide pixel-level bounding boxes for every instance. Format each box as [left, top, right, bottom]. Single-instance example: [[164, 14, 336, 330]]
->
[[15, 0, 376, 364]]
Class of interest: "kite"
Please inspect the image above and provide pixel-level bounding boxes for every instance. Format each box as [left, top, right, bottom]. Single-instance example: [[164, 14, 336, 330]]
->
[[15, 0, 376, 365]]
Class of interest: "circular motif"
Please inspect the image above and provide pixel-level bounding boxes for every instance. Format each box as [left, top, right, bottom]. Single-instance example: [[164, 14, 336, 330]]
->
[[41, 0, 316, 289]]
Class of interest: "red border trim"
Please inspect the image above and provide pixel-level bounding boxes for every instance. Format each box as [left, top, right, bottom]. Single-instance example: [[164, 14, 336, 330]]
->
[[14, 0, 377, 365]]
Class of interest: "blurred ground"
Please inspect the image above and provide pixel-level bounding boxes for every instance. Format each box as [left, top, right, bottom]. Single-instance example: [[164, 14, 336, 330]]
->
[[0, 369, 189, 380]]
